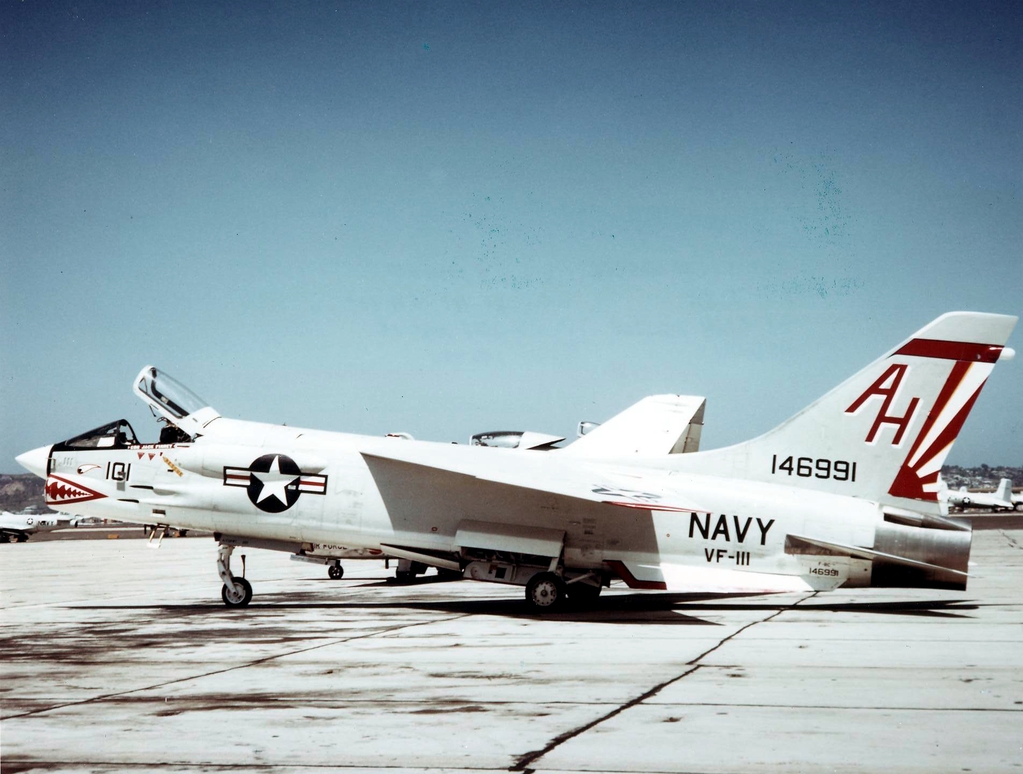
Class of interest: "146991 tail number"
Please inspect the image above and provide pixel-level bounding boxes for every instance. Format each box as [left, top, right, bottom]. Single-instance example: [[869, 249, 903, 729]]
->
[[771, 455, 857, 482]]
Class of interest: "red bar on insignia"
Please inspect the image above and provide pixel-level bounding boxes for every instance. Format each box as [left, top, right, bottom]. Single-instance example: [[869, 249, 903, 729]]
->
[[297, 477, 327, 494], [224, 469, 251, 486]]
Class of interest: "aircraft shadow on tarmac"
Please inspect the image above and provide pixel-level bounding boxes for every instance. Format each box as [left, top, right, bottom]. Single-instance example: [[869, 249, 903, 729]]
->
[[74, 593, 980, 625]]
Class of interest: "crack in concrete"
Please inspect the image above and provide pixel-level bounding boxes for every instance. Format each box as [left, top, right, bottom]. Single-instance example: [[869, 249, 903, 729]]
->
[[5, 614, 472, 720], [999, 529, 1021, 550], [1, 763, 511, 773], [509, 592, 818, 771]]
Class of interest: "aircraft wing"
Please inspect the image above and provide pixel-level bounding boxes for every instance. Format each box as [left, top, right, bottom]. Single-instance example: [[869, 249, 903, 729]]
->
[[361, 443, 708, 513], [560, 394, 705, 458]]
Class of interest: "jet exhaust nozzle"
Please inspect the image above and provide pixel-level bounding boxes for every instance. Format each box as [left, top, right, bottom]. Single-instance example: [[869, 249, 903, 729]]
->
[[870, 521, 973, 591]]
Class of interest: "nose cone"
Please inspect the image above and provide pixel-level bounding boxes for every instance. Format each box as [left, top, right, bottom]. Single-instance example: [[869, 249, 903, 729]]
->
[[16, 444, 52, 478]]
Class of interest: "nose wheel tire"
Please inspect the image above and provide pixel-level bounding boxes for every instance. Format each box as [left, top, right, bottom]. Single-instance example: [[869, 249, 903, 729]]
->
[[328, 563, 344, 580], [221, 576, 253, 607], [526, 572, 566, 612]]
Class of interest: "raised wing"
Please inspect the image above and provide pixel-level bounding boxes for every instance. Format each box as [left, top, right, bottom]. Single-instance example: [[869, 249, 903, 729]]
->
[[560, 394, 705, 458]]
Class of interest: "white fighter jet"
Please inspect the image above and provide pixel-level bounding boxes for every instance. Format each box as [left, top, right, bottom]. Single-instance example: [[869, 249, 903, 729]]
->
[[16, 312, 1017, 611], [0, 511, 76, 543]]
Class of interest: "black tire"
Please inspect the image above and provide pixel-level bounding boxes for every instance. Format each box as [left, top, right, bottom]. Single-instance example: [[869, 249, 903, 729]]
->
[[0, 534, 10, 543], [15, 534, 28, 543], [438, 568, 464, 581], [525, 572, 566, 612], [221, 576, 253, 607], [565, 581, 602, 604], [395, 570, 415, 584], [328, 563, 344, 580]]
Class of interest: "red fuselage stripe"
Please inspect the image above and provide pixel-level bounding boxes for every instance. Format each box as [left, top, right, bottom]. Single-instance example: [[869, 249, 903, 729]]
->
[[604, 559, 668, 590]]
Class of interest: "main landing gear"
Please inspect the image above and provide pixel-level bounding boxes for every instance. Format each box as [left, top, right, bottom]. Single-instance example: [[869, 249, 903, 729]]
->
[[523, 572, 603, 612], [525, 572, 566, 610], [217, 544, 252, 608]]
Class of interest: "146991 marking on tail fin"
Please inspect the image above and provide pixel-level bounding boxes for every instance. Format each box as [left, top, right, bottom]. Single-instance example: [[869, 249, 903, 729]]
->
[[772, 454, 857, 482]]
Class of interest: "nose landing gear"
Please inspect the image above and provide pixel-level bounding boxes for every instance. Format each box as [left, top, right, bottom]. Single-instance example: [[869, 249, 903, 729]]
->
[[217, 544, 252, 607]]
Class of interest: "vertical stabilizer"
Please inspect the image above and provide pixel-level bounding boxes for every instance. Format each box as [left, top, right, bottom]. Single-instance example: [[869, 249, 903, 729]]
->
[[669, 312, 1017, 514], [995, 478, 1013, 506]]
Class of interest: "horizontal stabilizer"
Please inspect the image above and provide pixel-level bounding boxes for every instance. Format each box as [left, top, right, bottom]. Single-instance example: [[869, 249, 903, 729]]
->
[[786, 534, 967, 579]]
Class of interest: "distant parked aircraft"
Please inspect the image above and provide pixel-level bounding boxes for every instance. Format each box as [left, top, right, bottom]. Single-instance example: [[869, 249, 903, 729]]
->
[[0, 511, 75, 543], [939, 478, 1015, 512]]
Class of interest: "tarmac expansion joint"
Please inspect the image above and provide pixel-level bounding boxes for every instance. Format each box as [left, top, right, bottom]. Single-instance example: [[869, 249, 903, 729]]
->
[[509, 591, 819, 771]]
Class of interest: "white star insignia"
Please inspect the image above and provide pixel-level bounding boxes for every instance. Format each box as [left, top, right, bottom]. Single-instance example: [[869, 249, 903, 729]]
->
[[252, 455, 298, 505]]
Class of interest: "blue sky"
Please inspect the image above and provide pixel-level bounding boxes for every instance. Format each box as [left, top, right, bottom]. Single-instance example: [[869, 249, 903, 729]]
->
[[2, 1, 1020, 470]]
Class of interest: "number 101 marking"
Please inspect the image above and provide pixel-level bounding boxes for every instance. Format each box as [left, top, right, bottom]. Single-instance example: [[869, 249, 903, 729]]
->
[[771, 455, 856, 482]]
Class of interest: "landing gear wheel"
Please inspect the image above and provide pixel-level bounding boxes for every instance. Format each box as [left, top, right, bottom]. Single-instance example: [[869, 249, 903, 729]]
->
[[566, 581, 602, 605], [526, 572, 566, 612], [15, 534, 28, 543], [328, 562, 344, 580], [0, 534, 10, 543], [221, 576, 253, 607]]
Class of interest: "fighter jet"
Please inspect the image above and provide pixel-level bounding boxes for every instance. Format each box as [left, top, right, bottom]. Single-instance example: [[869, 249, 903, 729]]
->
[[16, 312, 1017, 611], [0, 511, 76, 543]]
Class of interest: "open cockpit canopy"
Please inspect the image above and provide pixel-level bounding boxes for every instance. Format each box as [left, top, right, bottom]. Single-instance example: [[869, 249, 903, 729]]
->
[[133, 366, 221, 438]]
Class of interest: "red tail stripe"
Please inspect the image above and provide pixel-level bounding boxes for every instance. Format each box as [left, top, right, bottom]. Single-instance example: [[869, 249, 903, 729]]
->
[[895, 339, 1002, 363], [898, 360, 970, 470]]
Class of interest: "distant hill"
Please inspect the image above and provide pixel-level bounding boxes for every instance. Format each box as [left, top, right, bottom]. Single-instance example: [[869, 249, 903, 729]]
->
[[2, 466, 1020, 513], [0, 474, 48, 513]]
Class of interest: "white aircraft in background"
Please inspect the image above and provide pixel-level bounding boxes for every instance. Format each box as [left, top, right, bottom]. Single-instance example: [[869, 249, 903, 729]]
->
[[16, 311, 1017, 611], [939, 477, 1016, 512], [0, 511, 76, 543]]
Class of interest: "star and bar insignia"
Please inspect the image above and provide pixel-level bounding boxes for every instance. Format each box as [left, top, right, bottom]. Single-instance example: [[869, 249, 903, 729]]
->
[[223, 454, 328, 513]]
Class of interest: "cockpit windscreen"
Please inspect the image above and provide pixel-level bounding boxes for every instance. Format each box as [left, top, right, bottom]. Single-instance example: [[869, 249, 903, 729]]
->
[[59, 419, 139, 450]]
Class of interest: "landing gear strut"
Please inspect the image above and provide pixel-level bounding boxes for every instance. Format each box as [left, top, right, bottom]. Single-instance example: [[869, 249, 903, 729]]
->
[[394, 559, 427, 584], [217, 544, 252, 607]]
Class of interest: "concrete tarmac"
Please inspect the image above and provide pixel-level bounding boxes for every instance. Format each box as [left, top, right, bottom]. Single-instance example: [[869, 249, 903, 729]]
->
[[2, 525, 1022, 773]]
